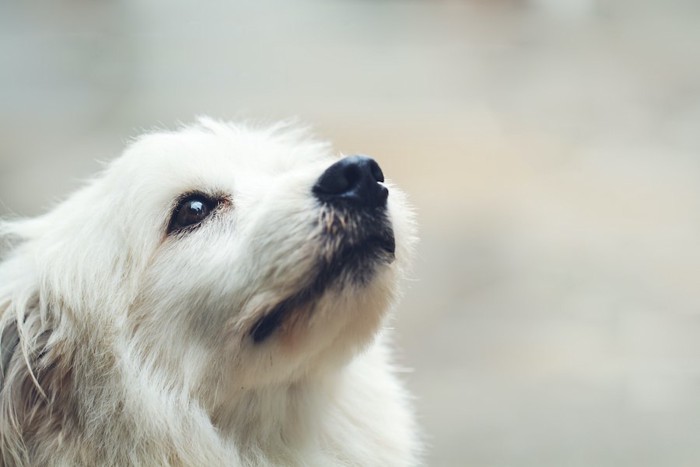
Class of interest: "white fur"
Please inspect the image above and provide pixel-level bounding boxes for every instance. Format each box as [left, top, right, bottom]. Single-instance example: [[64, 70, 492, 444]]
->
[[0, 118, 419, 466]]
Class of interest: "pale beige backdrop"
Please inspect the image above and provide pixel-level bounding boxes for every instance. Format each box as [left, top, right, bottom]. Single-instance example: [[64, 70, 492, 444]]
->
[[1, 1, 699, 466]]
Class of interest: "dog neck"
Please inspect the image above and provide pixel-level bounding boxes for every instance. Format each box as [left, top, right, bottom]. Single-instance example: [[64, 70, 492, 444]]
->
[[209, 375, 332, 454], [124, 327, 340, 458]]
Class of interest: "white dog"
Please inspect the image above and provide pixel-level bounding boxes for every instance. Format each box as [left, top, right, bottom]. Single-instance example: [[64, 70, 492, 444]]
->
[[0, 119, 419, 466]]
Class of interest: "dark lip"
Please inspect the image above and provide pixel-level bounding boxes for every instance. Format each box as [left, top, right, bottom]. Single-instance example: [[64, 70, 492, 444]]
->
[[331, 231, 396, 271], [250, 297, 296, 344], [367, 234, 396, 256]]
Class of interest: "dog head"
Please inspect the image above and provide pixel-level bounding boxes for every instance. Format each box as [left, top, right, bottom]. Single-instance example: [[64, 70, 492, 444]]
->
[[1, 119, 415, 402]]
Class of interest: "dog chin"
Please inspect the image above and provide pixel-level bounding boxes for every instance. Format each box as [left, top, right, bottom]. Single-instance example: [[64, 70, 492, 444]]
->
[[249, 205, 395, 344]]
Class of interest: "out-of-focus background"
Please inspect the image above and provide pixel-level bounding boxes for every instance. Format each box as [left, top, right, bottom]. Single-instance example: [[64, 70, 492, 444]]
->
[[1, 0, 699, 465]]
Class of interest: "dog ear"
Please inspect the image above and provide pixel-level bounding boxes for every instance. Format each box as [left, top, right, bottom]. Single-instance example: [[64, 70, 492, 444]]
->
[[0, 276, 73, 466], [0, 320, 19, 387]]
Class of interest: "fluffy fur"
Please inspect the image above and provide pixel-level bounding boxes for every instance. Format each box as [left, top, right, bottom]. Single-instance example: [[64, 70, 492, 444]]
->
[[0, 118, 419, 466]]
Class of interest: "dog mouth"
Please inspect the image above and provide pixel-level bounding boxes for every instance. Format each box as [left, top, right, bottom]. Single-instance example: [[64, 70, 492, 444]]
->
[[249, 207, 394, 344], [332, 232, 396, 267]]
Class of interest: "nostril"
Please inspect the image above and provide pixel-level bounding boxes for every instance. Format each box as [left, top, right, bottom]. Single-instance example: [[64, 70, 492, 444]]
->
[[313, 155, 388, 208]]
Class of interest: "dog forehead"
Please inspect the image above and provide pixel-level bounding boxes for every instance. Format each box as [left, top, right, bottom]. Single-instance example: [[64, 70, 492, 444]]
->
[[116, 123, 331, 188]]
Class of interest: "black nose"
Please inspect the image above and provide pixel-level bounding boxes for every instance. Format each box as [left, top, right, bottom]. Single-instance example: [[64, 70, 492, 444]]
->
[[313, 156, 388, 208]]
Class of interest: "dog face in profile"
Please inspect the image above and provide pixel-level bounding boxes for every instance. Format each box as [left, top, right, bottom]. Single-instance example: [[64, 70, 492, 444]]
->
[[0, 119, 418, 466]]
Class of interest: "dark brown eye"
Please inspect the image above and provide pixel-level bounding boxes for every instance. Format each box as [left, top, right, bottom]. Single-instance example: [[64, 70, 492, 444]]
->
[[168, 194, 218, 234]]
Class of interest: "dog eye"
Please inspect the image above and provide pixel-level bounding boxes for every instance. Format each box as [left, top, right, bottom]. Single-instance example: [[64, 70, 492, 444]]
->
[[168, 194, 218, 234]]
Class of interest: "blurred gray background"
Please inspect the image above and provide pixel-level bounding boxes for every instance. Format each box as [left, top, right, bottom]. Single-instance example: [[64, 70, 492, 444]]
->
[[1, 0, 700, 465]]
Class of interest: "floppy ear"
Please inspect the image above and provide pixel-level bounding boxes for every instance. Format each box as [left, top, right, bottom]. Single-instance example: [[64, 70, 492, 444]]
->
[[0, 289, 74, 466], [0, 235, 74, 466]]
